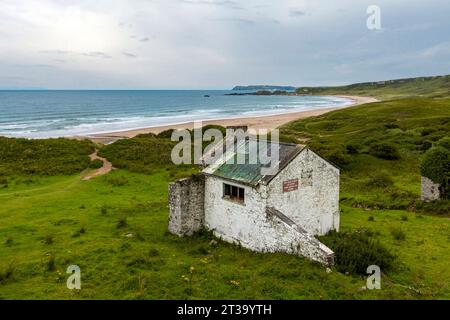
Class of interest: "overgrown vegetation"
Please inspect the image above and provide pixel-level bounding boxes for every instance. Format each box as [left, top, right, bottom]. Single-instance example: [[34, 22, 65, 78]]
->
[[320, 230, 396, 275], [0, 137, 94, 177], [421, 147, 450, 199], [281, 97, 450, 214]]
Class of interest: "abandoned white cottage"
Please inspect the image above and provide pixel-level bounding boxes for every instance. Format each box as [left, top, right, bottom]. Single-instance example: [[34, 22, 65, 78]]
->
[[168, 137, 340, 266]]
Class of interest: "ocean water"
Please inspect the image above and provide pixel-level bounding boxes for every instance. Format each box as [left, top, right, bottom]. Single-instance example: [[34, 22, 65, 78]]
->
[[0, 90, 353, 138]]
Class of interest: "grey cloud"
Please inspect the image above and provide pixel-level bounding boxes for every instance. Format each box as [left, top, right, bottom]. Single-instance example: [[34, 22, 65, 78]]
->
[[290, 10, 306, 17], [212, 18, 254, 25], [82, 52, 112, 59], [181, 0, 237, 5], [40, 50, 71, 55], [123, 52, 137, 58]]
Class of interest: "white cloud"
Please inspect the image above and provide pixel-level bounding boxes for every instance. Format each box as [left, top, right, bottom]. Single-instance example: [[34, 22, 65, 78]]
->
[[0, 0, 449, 88]]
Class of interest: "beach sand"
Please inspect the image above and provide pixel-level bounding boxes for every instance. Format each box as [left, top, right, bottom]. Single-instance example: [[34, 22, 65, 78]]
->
[[84, 95, 378, 144]]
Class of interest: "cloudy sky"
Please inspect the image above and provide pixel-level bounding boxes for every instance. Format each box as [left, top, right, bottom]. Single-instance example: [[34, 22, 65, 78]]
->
[[0, 0, 449, 89]]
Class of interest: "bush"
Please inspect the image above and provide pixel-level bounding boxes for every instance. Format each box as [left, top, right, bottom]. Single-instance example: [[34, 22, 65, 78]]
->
[[89, 159, 104, 169], [0, 263, 15, 283], [157, 129, 175, 139], [43, 234, 54, 245], [321, 147, 351, 167], [320, 230, 396, 275], [420, 140, 433, 152], [390, 227, 406, 241], [346, 143, 360, 155], [369, 143, 401, 160], [46, 254, 56, 272], [0, 137, 94, 177], [99, 135, 192, 174], [366, 172, 394, 188], [437, 137, 450, 150], [117, 215, 128, 229], [421, 147, 450, 199]]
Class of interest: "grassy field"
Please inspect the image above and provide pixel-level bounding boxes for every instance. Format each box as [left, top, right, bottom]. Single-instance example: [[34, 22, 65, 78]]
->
[[297, 74, 450, 100], [0, 79, 449, 299], [0, 170, 448, 299]]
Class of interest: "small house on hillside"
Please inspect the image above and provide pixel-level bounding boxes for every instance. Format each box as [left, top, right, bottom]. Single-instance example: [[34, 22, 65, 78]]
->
[[168, 137, 340, 266]]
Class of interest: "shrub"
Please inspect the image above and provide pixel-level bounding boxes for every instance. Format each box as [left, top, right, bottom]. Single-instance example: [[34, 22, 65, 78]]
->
[[5, 236, 13, 246], [390, 227, 406, 241], [0, 137, 94, 177], [89, 159, 104, 169], [322, 148, 351, 167], [320, 230, 396, 275], [148, 248, 160, 257], [0, 177, 8, 188], [369, 143, 401, 160], [437, 137, 450, 151], [421, 147, 450, 199], [366, 172, 394, 188], [421, 127, 436, 137], [420, 140, 433, 152], [43, 234, 54, 245], [385, 123, 400, 129], [346, 143, 360, 155], [100, 205, 108, 215], [46, 254, 56, 272], [157, 129, 175, 139], [72, 224, 87, 237], [0, 263, 16, 283], [117, 215, 128, 229]]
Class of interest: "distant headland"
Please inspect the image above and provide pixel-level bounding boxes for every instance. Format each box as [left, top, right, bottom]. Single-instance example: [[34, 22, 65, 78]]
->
[[232, 85, 296, 91]]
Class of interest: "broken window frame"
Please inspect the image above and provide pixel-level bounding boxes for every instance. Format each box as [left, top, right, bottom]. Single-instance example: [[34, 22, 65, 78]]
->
[[223, 183, 245, 204]]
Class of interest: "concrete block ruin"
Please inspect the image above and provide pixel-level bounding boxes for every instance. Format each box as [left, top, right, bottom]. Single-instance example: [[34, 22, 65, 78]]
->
[[421, 176, 441, 201], [168, 176, 205, 236]]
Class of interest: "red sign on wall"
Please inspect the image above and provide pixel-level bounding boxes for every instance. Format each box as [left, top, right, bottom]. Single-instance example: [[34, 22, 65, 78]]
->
[[283, 178, 299, 193]]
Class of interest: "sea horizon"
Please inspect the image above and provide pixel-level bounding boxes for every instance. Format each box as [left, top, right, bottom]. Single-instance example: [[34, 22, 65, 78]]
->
[[0, 90, 353, 139]]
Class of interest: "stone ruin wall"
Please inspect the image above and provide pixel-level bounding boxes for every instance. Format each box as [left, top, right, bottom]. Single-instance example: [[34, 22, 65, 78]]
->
[[168, 176, 205, 236], [421, 176, 441, 201]]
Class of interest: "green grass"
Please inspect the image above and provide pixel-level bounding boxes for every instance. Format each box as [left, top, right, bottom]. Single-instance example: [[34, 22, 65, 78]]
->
[[281, 97, 450, 215], [0, 84, 449, 299], [296, 74, 450, 100], [0, 137, 94, 177], [0, 170, 448, 299]]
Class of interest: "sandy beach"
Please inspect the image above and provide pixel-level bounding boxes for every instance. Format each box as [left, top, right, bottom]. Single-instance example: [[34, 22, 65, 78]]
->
[[84, 95, 378, 144]]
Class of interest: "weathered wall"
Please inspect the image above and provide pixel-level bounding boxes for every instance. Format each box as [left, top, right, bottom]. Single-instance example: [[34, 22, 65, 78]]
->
[[204, 175, 267, 244], [168, 176, 205, 236], [266, 207, 334, 266], [421, 176, 441, 201], [267, 149, 340, 235], [204, 173, 335, 266]]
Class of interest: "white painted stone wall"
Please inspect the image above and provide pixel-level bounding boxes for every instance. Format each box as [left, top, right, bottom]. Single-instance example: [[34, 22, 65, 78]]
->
[[267, 149, 340, 235], [204, 176, 268, 246], [203, 148, 339, 265]]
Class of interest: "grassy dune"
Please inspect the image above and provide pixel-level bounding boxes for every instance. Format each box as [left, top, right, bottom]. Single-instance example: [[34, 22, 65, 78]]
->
[[297, 74, 450, 100]]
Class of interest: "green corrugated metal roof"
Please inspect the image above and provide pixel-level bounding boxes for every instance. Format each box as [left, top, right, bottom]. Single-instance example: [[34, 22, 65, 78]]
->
[[203, 138, 305, 186]]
